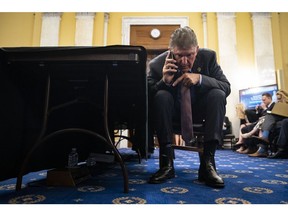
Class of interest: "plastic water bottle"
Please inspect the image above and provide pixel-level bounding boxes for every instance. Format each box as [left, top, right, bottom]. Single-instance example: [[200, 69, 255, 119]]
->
[[68, 148, 78, 168], [86, 153, 97, 167]]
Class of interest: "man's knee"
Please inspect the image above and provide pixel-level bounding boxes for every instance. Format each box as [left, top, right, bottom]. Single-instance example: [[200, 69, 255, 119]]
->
[[154, 90, 174, 106], [207, 89, 226, 104]]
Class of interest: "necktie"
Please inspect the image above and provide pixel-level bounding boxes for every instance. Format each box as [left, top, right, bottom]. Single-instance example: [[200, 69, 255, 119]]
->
[[180, 82, 194, 146]]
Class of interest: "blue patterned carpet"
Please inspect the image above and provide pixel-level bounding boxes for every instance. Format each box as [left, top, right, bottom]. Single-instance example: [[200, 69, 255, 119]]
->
[[1, 148, 288, 206]]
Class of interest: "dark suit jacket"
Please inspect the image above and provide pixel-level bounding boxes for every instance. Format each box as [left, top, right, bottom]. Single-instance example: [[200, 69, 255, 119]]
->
[[257, 102, 275, 117], [147, 48, 231, 98]]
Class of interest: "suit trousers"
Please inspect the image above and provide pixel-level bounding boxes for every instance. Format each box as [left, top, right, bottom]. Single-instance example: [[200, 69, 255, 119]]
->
[[261, 113, 285, 131], [152, 88, 226, 147], [277, 118, 288, 149]]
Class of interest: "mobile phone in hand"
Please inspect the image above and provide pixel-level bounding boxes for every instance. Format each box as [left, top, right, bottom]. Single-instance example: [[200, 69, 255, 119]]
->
[[167, 51, 182, 80], [167, 51, 176, 74], [168, 50, 175, 60]]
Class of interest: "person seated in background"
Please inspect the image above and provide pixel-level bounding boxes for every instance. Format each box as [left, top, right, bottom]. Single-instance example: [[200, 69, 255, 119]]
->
[[276, 89, 288, 103], [251, 89, 288, 143], [247, 113, 286, 157], [234, 103, 249, 148], [236, 123, 259, 154], [235, 109, 257, 152], [268, 118, 288, 159], [248, 90, 288, 157], [241, 92, 275, 139], [234, 104, 260, 152], [235, 93, 275, 154]]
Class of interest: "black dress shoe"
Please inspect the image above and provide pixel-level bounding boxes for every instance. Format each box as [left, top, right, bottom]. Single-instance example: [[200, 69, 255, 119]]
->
[[198, 166, 224, 186], [148, 167, 175, 184], [204, 163, 225, 188], [248, 151, 268, 157], [240, 147, 257, 154], [267, 150, 288, 159]]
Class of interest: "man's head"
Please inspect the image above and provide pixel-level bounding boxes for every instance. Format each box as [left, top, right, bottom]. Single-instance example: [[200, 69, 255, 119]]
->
[[261, 93, 273, 107], [276, 90, 288, 103], [169, 26, 199, 72]]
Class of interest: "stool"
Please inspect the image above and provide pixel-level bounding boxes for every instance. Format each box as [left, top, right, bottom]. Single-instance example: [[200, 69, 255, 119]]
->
[[223, 134, 235, 149]]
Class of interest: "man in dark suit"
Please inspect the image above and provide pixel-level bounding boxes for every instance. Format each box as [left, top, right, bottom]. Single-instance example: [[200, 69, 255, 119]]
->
[[235, 92, 275, 155], [147, 26, 231, 188]]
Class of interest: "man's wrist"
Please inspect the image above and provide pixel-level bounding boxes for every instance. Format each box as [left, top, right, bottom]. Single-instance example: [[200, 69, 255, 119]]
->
[[162, 78, 172, 86]]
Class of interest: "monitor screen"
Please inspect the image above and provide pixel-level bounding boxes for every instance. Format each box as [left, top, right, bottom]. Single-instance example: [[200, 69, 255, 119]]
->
[[1, 45, 148, 172], [239, 84, 278, 110]]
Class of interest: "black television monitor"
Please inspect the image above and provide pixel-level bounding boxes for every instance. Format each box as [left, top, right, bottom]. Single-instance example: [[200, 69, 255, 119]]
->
[[0, 45, 147, 179], [239, 84, 278, 110]]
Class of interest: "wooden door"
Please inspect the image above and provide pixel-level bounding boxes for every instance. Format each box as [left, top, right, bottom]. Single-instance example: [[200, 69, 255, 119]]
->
[[130, 25, 180, 62]]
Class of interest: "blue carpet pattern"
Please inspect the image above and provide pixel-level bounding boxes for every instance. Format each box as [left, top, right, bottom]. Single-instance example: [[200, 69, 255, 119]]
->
[[0, 148, 288, 204]]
